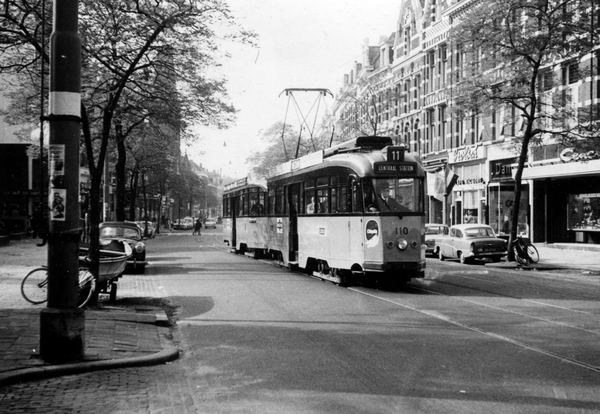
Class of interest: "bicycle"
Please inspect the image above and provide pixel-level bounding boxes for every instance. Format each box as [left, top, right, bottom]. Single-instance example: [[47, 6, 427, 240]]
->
[[21, 266, 96, 308], [513, 235, 540, 265]]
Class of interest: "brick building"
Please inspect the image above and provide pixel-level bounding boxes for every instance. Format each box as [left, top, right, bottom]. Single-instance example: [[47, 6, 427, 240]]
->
[[333, 0, 600, 244]]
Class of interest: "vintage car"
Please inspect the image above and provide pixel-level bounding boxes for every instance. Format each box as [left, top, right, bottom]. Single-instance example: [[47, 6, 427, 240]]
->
[[425, 223, 449, 256], [204, 219, 217, 229], [436, 224, 507, 264], [100, 221, 147, 273], [135, 221, 156, 238]]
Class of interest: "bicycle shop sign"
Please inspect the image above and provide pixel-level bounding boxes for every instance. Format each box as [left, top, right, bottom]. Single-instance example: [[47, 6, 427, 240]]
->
[[559, 148, 600, 163], [449, 144, 485, 164]]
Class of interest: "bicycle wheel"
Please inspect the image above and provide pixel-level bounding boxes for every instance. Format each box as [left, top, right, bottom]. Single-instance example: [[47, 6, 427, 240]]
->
[[526, 244, 539, 263], [77, 270, 96, 308], [513, 245, 528, 265], [21, 268, 48, 304]]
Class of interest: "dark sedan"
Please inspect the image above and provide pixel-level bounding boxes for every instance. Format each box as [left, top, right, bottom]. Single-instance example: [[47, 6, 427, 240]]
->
[[100, 221, 147, 273]]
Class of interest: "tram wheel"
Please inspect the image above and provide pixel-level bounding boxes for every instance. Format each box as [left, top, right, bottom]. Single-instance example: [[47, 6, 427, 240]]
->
[[333, 268, 353, 287]]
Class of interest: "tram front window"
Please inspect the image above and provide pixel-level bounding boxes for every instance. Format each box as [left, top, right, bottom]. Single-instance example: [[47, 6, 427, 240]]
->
[[364, 178, 422, 213]]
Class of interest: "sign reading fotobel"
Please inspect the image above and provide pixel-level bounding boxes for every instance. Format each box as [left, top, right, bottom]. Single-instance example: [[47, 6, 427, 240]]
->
[[449, 143, 486, 164]]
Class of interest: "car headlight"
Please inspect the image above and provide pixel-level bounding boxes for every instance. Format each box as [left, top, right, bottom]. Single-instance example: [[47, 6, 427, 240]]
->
[[397, 239, 408, 250], [134, 243, 145, 253]]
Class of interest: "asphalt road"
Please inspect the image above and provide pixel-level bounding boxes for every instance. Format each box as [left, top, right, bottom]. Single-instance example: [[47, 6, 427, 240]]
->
[[2, 226, 600, 413]]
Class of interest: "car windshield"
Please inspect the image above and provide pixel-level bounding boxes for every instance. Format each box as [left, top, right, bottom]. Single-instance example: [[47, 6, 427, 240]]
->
[[363, 178, 424, 214], [463, 227, 496, 238], [100, 226, 141, 240]]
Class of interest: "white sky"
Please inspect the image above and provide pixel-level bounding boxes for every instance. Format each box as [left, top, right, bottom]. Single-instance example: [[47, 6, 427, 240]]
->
[[191, 0, 401, 179]]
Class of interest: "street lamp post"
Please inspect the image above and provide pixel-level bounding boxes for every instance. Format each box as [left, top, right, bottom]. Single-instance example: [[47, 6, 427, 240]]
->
[[40, 0, 85, 362]]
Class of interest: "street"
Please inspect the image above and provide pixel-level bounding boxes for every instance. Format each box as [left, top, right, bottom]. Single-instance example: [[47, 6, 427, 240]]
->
[[2, 226, 600, 414]]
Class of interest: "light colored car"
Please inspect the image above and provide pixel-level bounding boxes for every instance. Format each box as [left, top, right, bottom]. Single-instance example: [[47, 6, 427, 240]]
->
[[436, 224, 507, 264], [425, 223, 449, 256], [204, 219, 217, 229], [182, 217, 194, 230]]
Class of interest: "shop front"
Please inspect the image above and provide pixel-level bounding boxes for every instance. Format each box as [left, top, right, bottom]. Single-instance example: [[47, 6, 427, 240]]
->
[[488, 157, 530, 238], [521, 149, 600, 244], [448, 144, 487, 226]]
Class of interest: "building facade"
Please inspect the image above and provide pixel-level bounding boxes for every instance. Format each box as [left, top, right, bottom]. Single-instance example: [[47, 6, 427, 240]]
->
[[333, 0, 600, 244]]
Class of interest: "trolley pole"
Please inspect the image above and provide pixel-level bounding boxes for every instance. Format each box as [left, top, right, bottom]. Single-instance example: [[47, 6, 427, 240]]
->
[[40, 0, 84, 363]]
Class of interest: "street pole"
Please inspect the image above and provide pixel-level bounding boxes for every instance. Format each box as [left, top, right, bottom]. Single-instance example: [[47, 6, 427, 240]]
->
[[40, 0, 85, 363]]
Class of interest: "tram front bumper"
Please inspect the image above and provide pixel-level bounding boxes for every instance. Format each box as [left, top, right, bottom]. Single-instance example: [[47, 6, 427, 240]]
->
[[363, 261, 426, 278]]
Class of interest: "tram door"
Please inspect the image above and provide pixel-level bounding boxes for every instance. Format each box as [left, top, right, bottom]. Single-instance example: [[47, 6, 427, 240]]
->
[[231, 194, 237, 249], [287, 183, 301, 261]]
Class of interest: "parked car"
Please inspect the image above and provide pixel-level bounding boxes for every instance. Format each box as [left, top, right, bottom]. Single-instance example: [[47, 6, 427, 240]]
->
[[436, 224, 507, 264], [204, 219, 217, 229], [99, 221, 147, 273], [135, 221, 156, 238], [425, 223, 449, 256]]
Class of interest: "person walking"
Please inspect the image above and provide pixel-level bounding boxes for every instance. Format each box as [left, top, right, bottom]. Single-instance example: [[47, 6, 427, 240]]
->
[[193, 218, 202, 235]]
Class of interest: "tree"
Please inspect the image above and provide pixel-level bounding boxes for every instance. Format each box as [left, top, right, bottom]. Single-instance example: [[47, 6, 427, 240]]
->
[[449, 0, 599, 260], [1, 0, 255, 288], [336, 82, 387, 138]]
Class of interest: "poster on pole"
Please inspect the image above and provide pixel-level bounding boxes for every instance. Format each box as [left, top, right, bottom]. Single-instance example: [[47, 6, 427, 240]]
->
[[49, 144, 65, 189], [48, 144, 66, 221], [49, 188, 66, 221]]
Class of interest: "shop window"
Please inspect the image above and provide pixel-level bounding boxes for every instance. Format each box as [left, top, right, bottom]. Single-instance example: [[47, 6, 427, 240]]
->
[[488, 186, 529, 236], [568, 193, 600, 230]]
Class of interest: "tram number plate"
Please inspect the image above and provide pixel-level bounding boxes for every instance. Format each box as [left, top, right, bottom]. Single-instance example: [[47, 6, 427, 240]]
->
[[374, 162, 417, 175]]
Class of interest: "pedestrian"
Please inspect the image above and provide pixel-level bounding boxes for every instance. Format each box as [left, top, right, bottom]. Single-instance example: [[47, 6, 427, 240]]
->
[[193, 218, 202, 235]]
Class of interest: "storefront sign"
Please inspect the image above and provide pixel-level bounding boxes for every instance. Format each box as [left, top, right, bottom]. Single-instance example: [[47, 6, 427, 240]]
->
[[449, 144, 485, 164], [490, 158, 517, 181], [559, 148, 600, 163], [457, 177, 486, 185]]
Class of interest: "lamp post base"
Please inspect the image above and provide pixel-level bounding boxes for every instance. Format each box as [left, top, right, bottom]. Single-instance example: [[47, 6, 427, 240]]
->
[[40, 307, 85, 363]]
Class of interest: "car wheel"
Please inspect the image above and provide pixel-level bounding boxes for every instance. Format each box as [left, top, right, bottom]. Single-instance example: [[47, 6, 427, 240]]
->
[[459, 252, 470, 264], [438, 248, 445, 261]]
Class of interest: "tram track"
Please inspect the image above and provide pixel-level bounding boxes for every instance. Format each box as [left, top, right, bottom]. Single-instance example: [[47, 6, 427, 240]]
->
[[349, 285, 600, 374], [347, 276, 600, 374], [420, 272, 600, 317]]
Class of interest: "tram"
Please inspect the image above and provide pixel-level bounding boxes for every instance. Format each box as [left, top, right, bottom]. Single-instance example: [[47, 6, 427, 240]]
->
[[223, 136, 426, 287]]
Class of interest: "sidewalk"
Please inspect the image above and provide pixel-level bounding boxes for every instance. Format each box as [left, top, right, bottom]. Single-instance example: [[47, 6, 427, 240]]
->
[[0, 238, 179, 388], [486, 242, 600, 273]]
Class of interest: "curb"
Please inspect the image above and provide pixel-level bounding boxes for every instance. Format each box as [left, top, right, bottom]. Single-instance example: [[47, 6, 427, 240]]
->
[[0, 347, 180, 388]]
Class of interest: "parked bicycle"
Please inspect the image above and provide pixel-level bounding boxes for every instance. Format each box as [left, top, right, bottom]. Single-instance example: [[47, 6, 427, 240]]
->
[[21, 267, 96, 308], [513, 235, 540, 265]]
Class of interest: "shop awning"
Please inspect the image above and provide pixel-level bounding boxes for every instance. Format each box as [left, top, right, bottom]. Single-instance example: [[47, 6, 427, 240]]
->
[[518, 159, 600, 180]]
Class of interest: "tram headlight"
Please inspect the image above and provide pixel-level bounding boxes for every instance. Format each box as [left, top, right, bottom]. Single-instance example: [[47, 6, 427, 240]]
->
[[397, 239, 408, 250]]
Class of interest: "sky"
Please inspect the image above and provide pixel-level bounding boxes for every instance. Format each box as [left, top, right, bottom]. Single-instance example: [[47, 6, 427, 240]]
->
[[191, 0, 401, 180]]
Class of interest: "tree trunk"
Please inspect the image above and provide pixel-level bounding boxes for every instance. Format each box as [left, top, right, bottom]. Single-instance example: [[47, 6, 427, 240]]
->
[[128, 168, 139, 221], [115, 129, 126, 221], [507, 132, 532, 261]]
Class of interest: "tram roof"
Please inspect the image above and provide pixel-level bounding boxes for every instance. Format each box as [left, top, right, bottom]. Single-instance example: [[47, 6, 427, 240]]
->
[[267, 136, 425, 182], [223, 177, 267, 193]]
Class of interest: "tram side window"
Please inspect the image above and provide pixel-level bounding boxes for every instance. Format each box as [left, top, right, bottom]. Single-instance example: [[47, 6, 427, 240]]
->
[[241, 191, 249, 216], [223, 197, 231, 217], [338, 186, 348, 212], [276, 186, 285, 215], [331, 188, 337, 213], [317, 189, 329, 213], [268, 188, 276, 216], [250, 190, 265, 216]]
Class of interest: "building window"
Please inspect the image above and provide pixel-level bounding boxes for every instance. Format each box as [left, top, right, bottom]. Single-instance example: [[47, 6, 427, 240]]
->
[[404, 26, 411, 55]]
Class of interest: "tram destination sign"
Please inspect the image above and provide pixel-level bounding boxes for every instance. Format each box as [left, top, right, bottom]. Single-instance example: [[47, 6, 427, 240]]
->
[[374, 162, 417, 175]]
